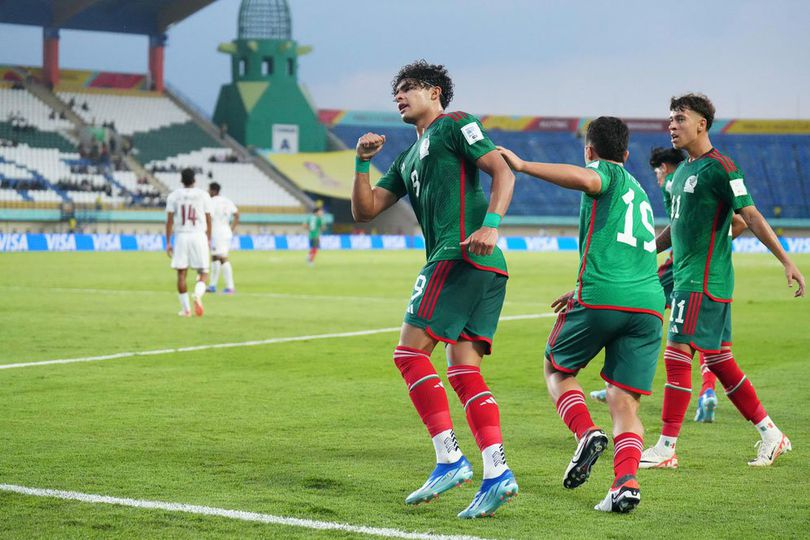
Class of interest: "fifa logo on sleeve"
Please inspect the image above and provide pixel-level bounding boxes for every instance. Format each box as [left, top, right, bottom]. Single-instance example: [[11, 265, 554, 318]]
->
[[684, 175, 699, 193], [730, 178, 748, 197], [461, 122, 484, 145]]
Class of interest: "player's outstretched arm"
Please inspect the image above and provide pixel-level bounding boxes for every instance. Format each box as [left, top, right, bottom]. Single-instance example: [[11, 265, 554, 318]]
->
[[460, 150, 515, 256], [738, 206, 805, 297], [496, 146, 601, 195], [352, 133, 397, 222], [656, 225, 672, 253], [165, 213, 174, 257]]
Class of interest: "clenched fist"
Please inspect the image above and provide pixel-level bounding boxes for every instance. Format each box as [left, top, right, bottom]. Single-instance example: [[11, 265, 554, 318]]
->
[[356, 133, 386, 161]]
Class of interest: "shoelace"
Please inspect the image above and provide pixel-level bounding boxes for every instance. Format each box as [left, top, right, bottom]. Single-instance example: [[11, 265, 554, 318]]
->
[[752, 439, 774, 461]]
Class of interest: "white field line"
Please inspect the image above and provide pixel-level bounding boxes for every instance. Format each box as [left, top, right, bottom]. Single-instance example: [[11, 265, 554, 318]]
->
[[0, 483, 493, 540], [0, 313, 555, 371], [0, 286, 547, 306]]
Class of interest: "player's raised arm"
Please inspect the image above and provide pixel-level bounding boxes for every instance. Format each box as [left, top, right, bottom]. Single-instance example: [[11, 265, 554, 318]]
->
[[737, 205, 805, 297], [497, 146, 602, 195], [352, 132, 398, 222], [460, 150, 515, 256]]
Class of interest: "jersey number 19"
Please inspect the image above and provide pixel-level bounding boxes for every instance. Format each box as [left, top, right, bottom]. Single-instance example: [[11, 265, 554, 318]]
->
[[616, 189, 655, 252]]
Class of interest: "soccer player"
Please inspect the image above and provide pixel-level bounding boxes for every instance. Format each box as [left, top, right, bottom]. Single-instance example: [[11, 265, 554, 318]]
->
[[351, 60, 518, 519], [498, 117, 665, 514], [650, 147, 718, 422], [305, 205, 324, 266], [207, 182, 239, 294], [651, 147, 746, 422], [641, 93, 805, 469], [591, 146, 741, 423], [165, 168, 212, 317]]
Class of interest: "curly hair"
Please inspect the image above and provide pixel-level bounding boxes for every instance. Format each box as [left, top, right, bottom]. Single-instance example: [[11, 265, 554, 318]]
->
[[391, 60, 454, 109], [649, 147, 686, 169], [671, 93, 716, 130]]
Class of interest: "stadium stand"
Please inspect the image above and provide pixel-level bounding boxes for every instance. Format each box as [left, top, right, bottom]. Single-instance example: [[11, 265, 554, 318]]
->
[[0, 79, 309, 216], [152, 148, 300, 208], [58, 91, 189, 135], [330, 124, 810, 221]]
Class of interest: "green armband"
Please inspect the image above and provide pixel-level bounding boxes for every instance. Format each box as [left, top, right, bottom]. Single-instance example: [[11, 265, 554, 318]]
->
[[355, 156, 370, 174], [482, 212, 502, 228]]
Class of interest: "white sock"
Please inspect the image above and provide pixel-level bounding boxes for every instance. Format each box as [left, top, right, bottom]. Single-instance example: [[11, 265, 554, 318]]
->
[[194, 280, 206, 299], [222, 261, 234, 289], [209, 260, 221, 288], [655, 435, 678, 455], [179, 292, 190, 312], [482, 443, 508, 479], [755, 416, 781, 441], [431, 429, 463, 464]]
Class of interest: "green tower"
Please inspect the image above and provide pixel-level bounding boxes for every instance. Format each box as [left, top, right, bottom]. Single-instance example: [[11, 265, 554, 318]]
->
[[213, 0, 326, 152]]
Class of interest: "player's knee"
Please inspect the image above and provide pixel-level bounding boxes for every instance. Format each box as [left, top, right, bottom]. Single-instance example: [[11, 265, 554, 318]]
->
[[606, 386, 639, 415]]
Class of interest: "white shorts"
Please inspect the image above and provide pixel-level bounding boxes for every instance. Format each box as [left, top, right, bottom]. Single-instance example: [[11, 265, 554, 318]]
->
[[171, 233, 210, 271], [211, 231, 233, 257]]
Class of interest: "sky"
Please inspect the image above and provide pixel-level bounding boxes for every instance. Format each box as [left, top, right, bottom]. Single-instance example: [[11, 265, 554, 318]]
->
[[1, 0, 809, 119]]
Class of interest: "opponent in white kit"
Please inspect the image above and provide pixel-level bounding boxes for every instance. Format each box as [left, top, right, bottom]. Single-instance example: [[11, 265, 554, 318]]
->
[[165, 168, 212, 317], [207, 182, 239, 294]]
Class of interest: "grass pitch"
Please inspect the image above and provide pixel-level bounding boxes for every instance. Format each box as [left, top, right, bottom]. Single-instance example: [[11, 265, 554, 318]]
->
[[0, 250, 808, 538]]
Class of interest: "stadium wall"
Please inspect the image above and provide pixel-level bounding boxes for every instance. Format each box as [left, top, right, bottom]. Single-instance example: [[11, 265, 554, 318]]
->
[[2, 232, 808, 254]]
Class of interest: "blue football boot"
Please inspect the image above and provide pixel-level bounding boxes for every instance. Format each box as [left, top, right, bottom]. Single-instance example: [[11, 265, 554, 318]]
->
[[404, 456, 473, 505], [457, 469, 518, 519]]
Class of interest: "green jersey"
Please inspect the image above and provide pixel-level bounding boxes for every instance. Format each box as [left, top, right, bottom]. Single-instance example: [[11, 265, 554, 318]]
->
[[576, 160, 665, 319], [661, 173, 674, 217], [307, 214, 322, 239], [376, 112, 507, 275], [670, 148, 753, 301]]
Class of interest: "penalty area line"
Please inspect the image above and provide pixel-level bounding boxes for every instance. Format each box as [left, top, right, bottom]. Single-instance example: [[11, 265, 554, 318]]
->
[[0, 483, 493, 540], [0, 313, 555, 371]]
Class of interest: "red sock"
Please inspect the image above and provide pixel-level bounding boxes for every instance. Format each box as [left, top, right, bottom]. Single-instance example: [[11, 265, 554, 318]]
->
[[661, 346, 693, 437], [698, 352, 717, 395], [447, 364, 502, 451], [613, 433, 643, 487], [308, 247, 317, 262], [555, 390, 596, 440], [393, 346, 453, 436], [704, 352, 767, 423]]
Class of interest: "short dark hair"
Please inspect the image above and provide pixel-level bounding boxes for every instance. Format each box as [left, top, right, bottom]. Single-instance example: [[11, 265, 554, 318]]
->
[[209, 182, 221, 194], [649, 147, 686, 169], [181, 168, 195, 187], [392, 60, 454, 109], [585, 116, 629, 163], [670, 93, 715, 130]]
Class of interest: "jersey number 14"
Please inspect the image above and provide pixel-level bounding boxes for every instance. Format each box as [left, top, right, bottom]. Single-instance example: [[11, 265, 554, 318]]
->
[[181, 204, 198, 226]]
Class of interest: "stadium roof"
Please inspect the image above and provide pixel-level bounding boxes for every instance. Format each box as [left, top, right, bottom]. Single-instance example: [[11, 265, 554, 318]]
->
[[0, 0, 217, 36]]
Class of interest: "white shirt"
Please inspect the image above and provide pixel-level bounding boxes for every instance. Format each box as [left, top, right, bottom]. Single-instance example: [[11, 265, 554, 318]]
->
[[166, 187, 212, 234], [211, 195, 239, 235]]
